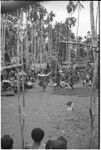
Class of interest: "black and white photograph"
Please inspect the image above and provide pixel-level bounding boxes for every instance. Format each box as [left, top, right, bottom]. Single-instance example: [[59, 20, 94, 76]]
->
[[1, 1, 100, 149]]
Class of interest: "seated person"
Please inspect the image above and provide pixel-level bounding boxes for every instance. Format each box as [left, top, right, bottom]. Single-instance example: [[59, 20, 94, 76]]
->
[[45, 136, 67, 149], [1, 135, 13, 149], [57, 136, 67, 146], [45, 140, 53, 149], [25, 128, 45, 149]]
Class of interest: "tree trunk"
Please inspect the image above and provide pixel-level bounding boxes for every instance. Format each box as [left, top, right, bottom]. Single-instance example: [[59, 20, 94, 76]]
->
[[89, 1, 98, 148], [90, 1, 97, 60]]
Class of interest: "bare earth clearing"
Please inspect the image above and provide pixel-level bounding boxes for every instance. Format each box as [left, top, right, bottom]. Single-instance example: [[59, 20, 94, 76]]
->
[[1, 81, 99, 149]]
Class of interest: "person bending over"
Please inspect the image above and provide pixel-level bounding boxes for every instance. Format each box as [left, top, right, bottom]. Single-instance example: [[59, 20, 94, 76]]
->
[[1, 135, 13, 149]]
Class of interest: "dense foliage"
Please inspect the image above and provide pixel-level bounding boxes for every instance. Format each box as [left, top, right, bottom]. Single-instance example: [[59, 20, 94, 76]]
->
[[1, 1, 95, 67]]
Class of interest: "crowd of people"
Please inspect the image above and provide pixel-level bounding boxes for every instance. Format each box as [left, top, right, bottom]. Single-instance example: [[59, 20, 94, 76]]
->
[[50, 62, 93, 90], [1, 128, 67, 149], [1, 61, 94, 94]]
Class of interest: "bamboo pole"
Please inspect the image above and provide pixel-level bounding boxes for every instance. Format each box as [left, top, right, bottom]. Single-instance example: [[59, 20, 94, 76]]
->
[[31, 24, 34, 64], [34, 21, 37, 71], [60, 41, 97, 48], [25, 12, 28, 70], [51, 24, 53, 53], [16, 10, 22, 147], [65, 25, 67, 62], [3, 15, 5, 67], [1, 16, 3, 66], [20, 9, 25, 148], [2, 15, 4, 66], [40, 18, 43, 65], [16, 9, 24, 149]]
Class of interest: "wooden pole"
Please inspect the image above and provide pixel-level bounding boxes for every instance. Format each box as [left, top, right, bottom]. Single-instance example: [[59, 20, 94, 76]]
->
[[66, 24, 67, 62], [3, 15, 6, 67], [31, 24, 34, 64], [1, 16, 3, 67], [50, 24, 52, 53], [16, 9, 24, 149], [60, 41, 97, 48], [20, 9, 25, 148], [34, 22, 37, 67], [16, 11, 21, 147], [25, 12, 28, 70], [40, 18, 43, 65]]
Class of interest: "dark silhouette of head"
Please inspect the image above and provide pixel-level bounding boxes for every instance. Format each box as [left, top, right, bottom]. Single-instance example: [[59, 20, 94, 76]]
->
[[31, 128, 45, 144], [1, 135, 13, 149], [45, 136, 67, 149]]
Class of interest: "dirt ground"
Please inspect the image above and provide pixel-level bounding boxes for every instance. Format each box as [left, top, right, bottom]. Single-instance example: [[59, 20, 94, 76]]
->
[[1, 81, 99, 149]]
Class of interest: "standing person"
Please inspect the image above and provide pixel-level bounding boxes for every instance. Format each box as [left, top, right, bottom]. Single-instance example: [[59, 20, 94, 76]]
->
[[38, 69, 50, 92], [25, 128, 45, 149]]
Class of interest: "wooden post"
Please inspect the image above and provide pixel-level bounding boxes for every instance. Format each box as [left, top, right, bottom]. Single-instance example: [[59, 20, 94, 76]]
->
[[3, 15, 6, 67], [34, 21, 37, 71], [31, 23, 34, 64], [40, 18, 43, 65], [25, 12, 28, 70], [1, 16, 4, 67], [20, 9, 25, 148]]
